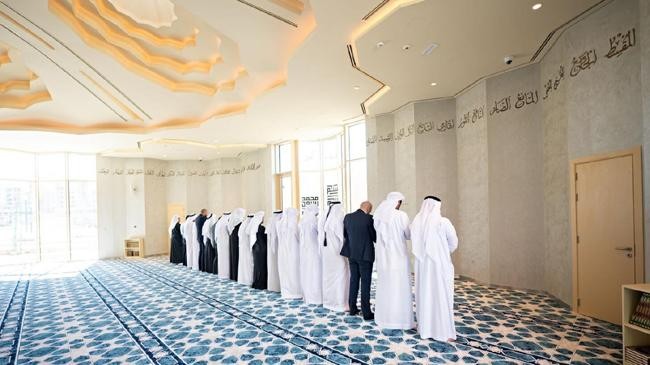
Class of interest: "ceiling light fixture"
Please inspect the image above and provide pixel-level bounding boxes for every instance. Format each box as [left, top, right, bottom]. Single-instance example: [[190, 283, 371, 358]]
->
[[402, 44, 411, 51], [353, 85, 360, 90], [376, 41, 385, 48], [430, 82, 437, 86], [532, 3, 542, 10]]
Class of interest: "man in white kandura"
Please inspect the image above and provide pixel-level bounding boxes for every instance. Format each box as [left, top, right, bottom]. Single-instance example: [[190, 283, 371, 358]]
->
[[278, 208, 302, 299], [238, 214, 254, 285], [216, 212, 231, 279], [184, 214, 198, 270], [374, 191, 414, 329], [411, 196, 458, 341], [299, 205, 322, 305], [266, 211, 283, 292], [320, 202, 349, 312]]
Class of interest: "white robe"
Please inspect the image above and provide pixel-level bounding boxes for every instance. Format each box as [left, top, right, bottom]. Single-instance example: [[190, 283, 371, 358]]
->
[[319, 203, 349, 312], [238, 217, 254, 285], [374, 192, 414, 329], [184, 215, 199, 271], [412, 199, 458, 341], [278, 208, 302, 299], [299, 206, 322, 305], [216, 214, 231, 279], [266, 212, 282, 292]]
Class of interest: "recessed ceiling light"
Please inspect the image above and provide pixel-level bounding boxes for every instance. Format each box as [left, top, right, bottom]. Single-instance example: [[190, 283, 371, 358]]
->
[[353, 85, 360, 90], [376, 41, 385, 48], [402, 44, 411, 51], [430, 82, 437, 86], [532, 3, 542, 10]]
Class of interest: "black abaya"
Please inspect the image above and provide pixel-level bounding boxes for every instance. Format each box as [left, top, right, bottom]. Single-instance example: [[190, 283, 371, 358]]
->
[[195, 214, 208, 271], [251, 225, 268, 290], [229, 223, 242, 281], [170, 223, 184, 264]]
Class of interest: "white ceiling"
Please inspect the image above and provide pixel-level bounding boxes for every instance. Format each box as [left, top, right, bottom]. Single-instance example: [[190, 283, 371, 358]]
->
[[0, 0, 603, 160]]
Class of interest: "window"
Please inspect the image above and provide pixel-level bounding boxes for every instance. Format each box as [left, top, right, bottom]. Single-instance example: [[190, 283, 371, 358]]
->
[[0, 150, 97, 264], [345, 122, 367, 210], [298, 135, 343, 212], [273, 142, 294, 210]]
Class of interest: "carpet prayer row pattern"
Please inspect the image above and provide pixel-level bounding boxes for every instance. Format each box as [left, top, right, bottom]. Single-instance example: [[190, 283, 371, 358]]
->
[[0, 257, 623, 364]]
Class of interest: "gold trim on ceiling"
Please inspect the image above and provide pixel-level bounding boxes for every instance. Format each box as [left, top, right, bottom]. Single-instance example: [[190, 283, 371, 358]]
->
[[0, 78, 31, 93], [50, 0, 221, 95], [234, 0, 298, 27], [0, 9, 55, 50], [80, 70, 143, 122], [0, 102, 250, 133], [0, 51, 9, 65], [348, 0, 422, 114], [0, 90, 51, 109], [267, 0, 304, 15], [94, 0, 197, 49], [72, 0, 221, 74]]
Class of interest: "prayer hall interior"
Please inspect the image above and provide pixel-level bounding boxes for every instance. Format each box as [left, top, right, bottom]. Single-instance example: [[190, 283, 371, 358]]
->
[[0, 0, 648, 363]]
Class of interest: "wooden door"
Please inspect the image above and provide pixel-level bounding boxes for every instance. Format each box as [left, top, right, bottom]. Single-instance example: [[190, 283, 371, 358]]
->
[[572, 147, 644, 324]]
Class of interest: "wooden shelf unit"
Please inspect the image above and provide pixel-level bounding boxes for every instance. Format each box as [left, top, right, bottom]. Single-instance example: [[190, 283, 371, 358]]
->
[[124, 238, 144, 258], [622, 284, 650, 363]]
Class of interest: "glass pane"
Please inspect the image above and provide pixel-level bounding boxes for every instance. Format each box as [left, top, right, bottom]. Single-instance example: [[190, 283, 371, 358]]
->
[[38, 154, 66, 180], [299, 141, 320, 172], [322, 136, 342, 170], [69, 154, 96, 180], [0, 181, 38, 265], [281, 175, 293, 209], [347, 123, 367, 160], [69, 181, 98, 261], [278, 143, 292, 173], [348, 159, 368, 211], [300, 172, 321, 212], [39, 181, 69, 262], [0, 150, 35, 180], [323, 169, 342, 206]]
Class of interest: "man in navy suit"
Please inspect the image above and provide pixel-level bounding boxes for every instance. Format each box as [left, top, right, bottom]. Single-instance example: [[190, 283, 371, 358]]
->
[[341, 201, 376, 320]]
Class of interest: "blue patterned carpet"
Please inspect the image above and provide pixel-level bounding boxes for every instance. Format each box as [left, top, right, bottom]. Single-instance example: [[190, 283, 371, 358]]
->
[[0, 257, 621, 364]]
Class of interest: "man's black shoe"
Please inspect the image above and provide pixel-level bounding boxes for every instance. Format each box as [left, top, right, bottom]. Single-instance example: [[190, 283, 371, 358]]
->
[[349, 309, 360, 316], [363, 313, 374, 321]]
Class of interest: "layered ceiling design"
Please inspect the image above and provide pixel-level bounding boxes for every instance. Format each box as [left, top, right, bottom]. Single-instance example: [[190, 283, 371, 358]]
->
[[0, 0, 606, 159], [0, 43, 51, 109]]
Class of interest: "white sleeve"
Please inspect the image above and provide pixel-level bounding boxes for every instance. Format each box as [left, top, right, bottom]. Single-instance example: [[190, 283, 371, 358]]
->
[[443, 218, 458, 253], [400, 212, 411, 241]]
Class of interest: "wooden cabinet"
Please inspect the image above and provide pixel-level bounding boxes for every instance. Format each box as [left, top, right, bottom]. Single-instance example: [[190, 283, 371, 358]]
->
[[622, 284, 650, 364], [124, 238, 144, 258]]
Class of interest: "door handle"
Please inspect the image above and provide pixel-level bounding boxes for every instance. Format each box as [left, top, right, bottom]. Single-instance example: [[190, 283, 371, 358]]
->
[[615, 247, 633, 252]]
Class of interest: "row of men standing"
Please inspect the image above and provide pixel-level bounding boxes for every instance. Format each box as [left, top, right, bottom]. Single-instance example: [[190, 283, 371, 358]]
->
[[168, 192, 458, 342]]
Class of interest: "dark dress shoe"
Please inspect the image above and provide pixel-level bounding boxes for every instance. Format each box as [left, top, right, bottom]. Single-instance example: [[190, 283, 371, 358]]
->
[[363, 313, 375, 321], [349, 309, 360, 316]]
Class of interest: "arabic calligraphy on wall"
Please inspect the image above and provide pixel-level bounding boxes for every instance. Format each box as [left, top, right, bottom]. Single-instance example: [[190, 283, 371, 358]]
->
[[96, 163, 262, 177], [365, 26, 637, 146]]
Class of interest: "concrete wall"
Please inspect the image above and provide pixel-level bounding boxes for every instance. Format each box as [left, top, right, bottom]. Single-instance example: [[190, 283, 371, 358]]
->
[[365, 0, 648, 304]]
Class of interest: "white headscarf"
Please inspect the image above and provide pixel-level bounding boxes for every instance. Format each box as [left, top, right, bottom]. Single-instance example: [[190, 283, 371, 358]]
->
[[238, 215, 253, 241], [374, 192, 405, 235], [300, 205, 319, 247], [318, 203, 344, 246], [227, 208, 246, 234], [280, 207, 299, 238], [268, 211, 283, 254], [411, 197, 443, 261], [168, 214, 180, 235], [247, 211, 265, 247], [203, 214, 218, 244]]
